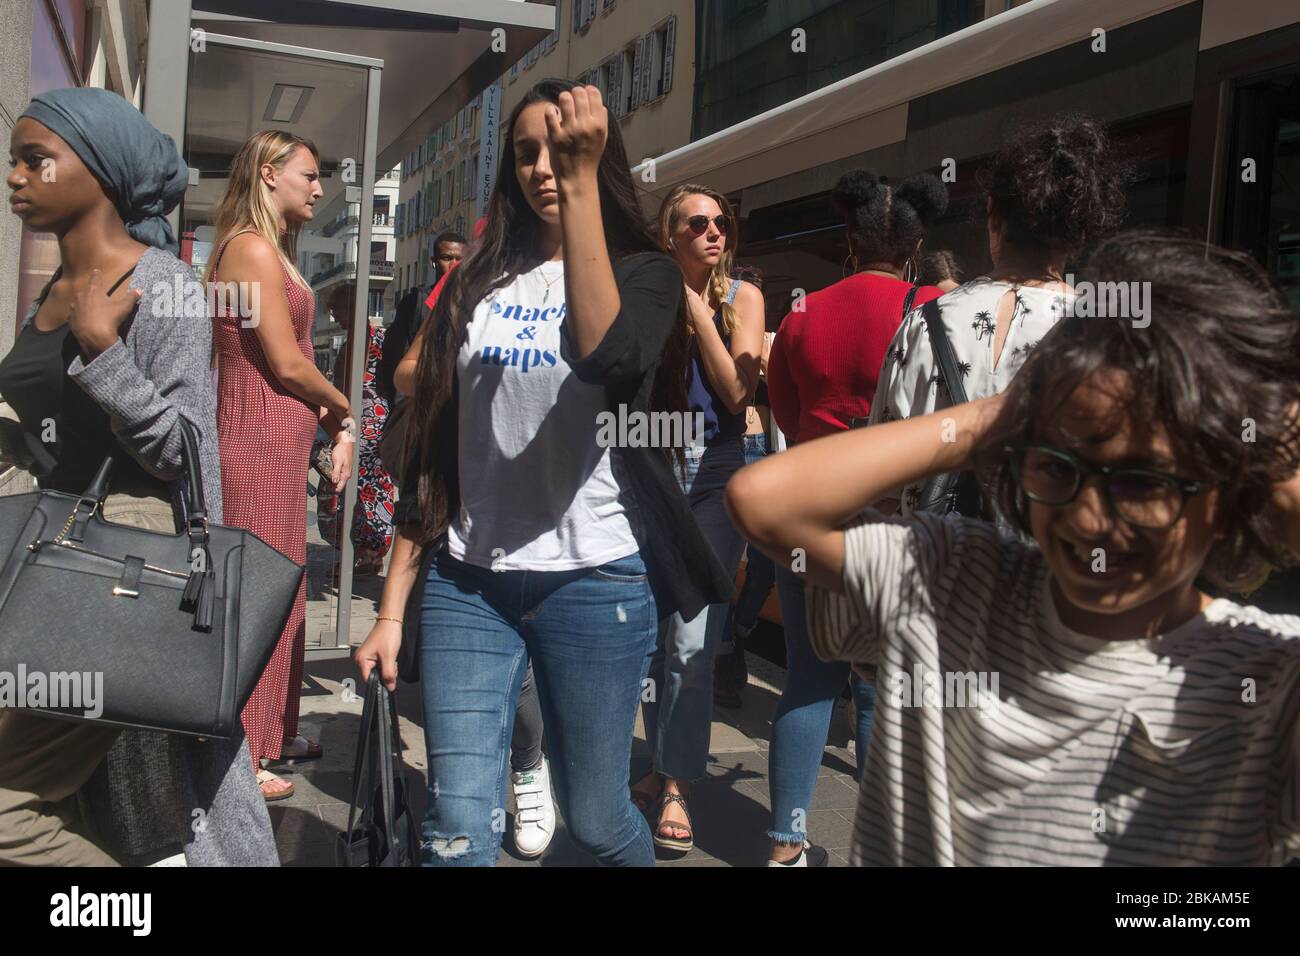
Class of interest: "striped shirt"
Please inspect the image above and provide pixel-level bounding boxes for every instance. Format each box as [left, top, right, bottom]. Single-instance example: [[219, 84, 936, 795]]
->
[[807, 511, 1300, 866]]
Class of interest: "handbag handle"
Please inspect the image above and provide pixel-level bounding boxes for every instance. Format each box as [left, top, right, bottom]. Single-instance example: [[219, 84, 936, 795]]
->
[[72, 415, 210, 533], [376, 676, 403, 865], [343, 670, 381, 857]]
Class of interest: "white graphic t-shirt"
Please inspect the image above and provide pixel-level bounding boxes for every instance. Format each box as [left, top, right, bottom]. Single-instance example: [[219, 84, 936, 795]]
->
[[446, 260, 640, 571]]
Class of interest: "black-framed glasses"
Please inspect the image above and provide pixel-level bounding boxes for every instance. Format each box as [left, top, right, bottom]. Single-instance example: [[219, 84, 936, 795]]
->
[[1007, 444, 1204, 530], [685, 214, 732, 236]]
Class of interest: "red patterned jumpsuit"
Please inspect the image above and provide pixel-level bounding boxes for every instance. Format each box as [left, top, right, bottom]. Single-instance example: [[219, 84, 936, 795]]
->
[[211, 231, 318, 767]]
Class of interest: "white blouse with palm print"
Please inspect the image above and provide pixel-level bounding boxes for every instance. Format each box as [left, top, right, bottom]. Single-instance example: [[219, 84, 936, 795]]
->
[[868, 278, 1075, 515]]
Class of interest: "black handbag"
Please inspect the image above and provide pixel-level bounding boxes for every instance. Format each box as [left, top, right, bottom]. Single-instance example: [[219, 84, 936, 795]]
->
[[0, 416, 303, 738], [337, 671, 420, 867], [915, 298, 988, 518]]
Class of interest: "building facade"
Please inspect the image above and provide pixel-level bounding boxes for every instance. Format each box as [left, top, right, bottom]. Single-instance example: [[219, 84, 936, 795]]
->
[[301, 165, 401, 371], [391, 0, 697, 304]]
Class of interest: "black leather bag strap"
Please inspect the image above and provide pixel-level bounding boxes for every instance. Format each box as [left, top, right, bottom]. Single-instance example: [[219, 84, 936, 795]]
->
[[901, 284, 919, 321], [343, 671, 380, 854], [376, 680, 401, 864], [922, 298, 969, 407], [916, 299, 972, 514]]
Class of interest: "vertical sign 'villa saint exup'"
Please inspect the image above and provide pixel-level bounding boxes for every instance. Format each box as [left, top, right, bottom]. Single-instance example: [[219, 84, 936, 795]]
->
[[477, 81, 502, 219]]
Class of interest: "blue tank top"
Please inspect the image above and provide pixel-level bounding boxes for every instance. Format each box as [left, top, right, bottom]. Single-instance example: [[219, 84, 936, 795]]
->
[[686, 279, 745, 445]]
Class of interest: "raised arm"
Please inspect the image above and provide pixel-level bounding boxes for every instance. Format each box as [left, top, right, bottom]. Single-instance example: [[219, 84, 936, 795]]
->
[[547, 85, 622, 360], [725, 392, 1005, 590]]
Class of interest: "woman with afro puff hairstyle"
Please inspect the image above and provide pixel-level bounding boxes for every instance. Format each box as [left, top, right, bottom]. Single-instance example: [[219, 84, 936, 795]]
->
[[761, 166, 948, 865]]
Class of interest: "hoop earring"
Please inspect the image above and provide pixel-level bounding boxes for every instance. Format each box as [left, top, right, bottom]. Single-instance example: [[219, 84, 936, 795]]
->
[[843, 253, 859, 280], [903, 257, 917, 284]]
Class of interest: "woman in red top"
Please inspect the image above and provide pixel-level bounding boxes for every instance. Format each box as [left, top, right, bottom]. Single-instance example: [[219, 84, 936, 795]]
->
[[759, 168, 947, 865]]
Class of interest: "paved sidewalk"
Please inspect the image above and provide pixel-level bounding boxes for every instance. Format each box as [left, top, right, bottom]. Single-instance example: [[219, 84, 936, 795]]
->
[[268, 650, 863, 867]]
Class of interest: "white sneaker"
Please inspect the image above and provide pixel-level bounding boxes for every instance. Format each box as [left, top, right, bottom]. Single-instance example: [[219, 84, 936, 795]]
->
[[767, 842, 830, 867], [510, 758, 555, 859]]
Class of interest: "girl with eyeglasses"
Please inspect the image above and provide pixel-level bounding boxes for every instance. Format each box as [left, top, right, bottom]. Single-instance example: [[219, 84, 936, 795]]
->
[[626, 185, 764, 853], [729, 231, 1300, 865]]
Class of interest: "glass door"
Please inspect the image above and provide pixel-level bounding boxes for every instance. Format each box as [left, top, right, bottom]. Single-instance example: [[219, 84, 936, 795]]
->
[[181, 33, 383, 657]]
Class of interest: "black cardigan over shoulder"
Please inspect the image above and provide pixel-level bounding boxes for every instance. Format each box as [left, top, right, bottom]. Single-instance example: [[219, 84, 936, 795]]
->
[[395, 251, 732, 681]]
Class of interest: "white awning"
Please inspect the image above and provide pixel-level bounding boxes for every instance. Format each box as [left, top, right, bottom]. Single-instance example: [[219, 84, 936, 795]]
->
[[635, 0, 1194, 200]]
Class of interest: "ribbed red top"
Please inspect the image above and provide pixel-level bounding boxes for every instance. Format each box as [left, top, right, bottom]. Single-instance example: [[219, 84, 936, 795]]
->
[[768, 273, 943, 445]]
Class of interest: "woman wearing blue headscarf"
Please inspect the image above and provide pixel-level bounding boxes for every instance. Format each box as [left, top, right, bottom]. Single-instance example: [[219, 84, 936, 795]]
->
[[0, 87, 277, 866]]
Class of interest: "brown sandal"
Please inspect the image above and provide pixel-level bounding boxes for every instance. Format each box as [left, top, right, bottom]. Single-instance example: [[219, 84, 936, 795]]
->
[[653, 792, 694, 852], [630, 773, 662, 818]]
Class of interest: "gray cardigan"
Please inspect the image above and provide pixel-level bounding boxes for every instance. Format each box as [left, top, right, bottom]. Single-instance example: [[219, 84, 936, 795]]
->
[[22, 246, 276, 866], [25, 245, 224, 522]]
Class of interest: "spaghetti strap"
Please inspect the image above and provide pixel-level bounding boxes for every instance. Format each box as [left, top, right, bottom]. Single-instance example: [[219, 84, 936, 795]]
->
[[208, 227, 260, 281]]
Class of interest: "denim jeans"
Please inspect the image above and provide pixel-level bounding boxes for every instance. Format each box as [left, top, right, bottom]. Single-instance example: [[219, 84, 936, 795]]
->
[[722, 434, 776, 653], [641, 438, 746, 781], [768, 564, 851, 843], [418, 549, 657, 867], [850, 674, 876, 782]]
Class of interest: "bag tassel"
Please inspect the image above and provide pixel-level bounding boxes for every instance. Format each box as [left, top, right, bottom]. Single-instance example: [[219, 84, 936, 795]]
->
[[182, 567, 216, 631]]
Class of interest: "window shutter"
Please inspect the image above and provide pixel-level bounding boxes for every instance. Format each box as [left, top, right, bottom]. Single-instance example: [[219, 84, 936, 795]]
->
[[640, 33, 655, 105], [661, 17, 676, 96], [631, 36, 645, 108], [606, 58, 622, 117]]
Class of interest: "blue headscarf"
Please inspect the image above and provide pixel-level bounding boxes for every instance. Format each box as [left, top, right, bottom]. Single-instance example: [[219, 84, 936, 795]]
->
[[20, 87, 189, 254]]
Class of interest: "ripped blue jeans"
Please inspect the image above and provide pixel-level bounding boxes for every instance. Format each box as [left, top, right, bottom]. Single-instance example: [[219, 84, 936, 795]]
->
[[417, 548, 657, 866]]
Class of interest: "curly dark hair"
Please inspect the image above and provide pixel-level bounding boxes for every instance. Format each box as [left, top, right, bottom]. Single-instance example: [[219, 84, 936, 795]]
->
[[831, 169, 948, 267], [975, 231, 1300, 591], [981, 113, 1128, 261], [918, 249, 962, 286]]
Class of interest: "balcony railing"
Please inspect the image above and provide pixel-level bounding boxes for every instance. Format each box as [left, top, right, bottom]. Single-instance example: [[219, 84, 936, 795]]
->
[[309, 259, 396, 286], [372, 213, 389, 226], [322, 214, 358, 237]]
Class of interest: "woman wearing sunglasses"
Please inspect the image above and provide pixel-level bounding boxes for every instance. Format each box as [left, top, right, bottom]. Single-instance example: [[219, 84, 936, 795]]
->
[[628, 185, 763, 852]]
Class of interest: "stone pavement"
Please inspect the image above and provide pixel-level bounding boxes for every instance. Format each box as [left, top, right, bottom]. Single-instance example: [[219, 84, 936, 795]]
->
[[268, 649, 864, 867]]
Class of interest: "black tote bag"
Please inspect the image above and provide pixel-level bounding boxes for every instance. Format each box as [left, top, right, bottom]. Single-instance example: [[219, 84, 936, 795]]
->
[[337, 672, 419, 867], [0, 416, 302, 738]]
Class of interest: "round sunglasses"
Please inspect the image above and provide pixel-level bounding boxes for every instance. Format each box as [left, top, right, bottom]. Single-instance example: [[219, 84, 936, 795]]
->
[[684, 214, 732, 236]]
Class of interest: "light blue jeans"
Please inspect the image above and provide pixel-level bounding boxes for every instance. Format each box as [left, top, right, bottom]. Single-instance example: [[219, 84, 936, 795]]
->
[[418, 549, 658, 867], [641, 438, 747, 781]]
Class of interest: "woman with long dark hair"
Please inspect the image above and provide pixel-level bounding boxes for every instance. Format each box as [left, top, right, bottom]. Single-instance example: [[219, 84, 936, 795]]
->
[[357, 80, 730, 867]]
